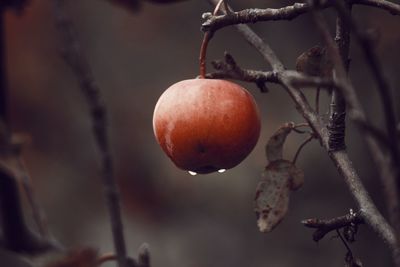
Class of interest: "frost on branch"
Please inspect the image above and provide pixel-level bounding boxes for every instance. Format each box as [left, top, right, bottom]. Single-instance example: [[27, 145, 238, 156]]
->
[[254, 123, 304, 233]]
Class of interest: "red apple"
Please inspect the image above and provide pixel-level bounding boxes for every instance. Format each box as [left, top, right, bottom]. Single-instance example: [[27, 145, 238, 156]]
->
[[153, 78, 261, 174]]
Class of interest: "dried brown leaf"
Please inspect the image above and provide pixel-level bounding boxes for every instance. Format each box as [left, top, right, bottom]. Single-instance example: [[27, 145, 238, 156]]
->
[[254, 160, 304, 233], [265, 122, 294, 162], [296, 46, 333, 77]]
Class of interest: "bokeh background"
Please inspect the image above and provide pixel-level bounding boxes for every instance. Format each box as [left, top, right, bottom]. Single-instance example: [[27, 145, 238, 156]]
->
[[4, 0, 400, 266]]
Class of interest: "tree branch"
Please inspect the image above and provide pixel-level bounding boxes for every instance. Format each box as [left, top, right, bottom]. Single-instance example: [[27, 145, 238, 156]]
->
[[0, 166, 57, 254], [206, 0, 398, 261], [53, 1, 130, 267], [325, 1, 352, 152], [308, 1, 400, 264], [202, 0, 400, 33], [302, 211, 364, 242]]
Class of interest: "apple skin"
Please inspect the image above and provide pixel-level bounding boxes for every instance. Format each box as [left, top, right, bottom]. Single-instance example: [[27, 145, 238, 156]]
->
[[153, 78, 261, 174]]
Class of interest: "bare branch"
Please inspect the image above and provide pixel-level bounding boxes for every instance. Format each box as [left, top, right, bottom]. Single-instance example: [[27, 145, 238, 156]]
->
[[202, 0, 400, 33], [206, 0, 398, 260], [292, 134, 315, 164], [53, 1, 130, 267], [201, 3, 314, 32], [302, 211, 364, 242]]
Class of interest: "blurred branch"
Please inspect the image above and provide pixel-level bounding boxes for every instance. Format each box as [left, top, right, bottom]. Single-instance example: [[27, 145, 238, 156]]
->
[[302, 211, 364, 242], [0, 166, 56, 254], [0, 4, 57, 255], [206, 0, 398, 262], [53, 1, 130, 267], [202, 0, 400, 33], [17, 153, 49, 237]]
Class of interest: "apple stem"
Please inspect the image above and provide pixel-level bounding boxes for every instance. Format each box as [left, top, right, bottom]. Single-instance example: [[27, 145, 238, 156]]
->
[[199, 32, 211, 79], [199, 0, 226, 79]]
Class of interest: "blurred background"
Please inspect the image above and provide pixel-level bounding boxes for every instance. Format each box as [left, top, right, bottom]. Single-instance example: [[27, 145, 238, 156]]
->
[[4, 0, 400, 266]]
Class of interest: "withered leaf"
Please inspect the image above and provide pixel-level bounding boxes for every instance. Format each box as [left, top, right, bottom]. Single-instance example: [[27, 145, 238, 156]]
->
[[254, 160, 304, 233], [265, 122, 294, 162], [296, 46, 333, 77]]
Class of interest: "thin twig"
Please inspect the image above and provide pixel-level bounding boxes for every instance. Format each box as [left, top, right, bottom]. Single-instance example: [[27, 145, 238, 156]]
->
[[53, 1, 129, 267], [292, 122, 312, 134], [336, 229, 353, 255], [292, 134, 314, 164], [302, 211, 364, 242], [202, 0, 400, 33]]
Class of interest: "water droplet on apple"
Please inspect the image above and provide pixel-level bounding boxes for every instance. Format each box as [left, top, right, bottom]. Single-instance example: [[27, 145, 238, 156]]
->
[[188, 171, 197, 176], [218, 169, 226, 173]]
